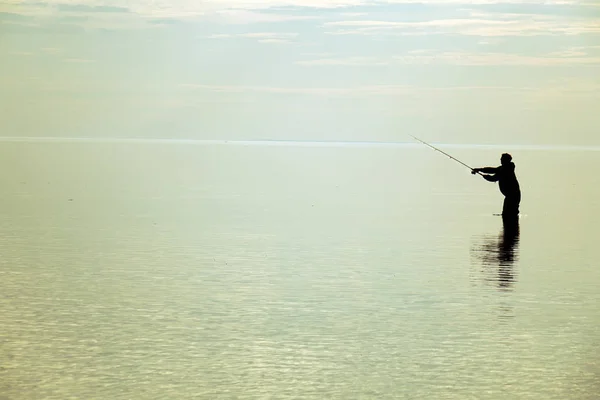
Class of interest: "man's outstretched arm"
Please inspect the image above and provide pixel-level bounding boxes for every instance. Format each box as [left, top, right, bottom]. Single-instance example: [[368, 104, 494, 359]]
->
[[483, 174, 499, 182], [472, 167, 499, 174]]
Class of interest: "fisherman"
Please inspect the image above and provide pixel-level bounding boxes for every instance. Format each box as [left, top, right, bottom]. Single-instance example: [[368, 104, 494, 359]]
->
[[472, 153, 521, 217]]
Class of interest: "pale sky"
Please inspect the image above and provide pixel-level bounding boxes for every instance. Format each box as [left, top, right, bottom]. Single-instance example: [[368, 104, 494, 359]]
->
[[1, 0, 599, 145]]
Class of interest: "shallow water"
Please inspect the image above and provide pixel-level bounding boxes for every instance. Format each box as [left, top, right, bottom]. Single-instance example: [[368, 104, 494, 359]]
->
[[1, 141, 599, 399]]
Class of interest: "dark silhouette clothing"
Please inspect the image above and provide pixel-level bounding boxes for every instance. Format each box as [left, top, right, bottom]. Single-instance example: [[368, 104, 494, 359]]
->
[[474, 161, 521, 216]]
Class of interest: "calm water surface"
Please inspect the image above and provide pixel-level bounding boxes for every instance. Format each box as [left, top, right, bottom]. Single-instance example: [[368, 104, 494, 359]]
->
[[1, 141, 599, 399]]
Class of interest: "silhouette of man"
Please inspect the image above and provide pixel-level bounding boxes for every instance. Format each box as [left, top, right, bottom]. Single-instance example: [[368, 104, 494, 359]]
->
[[472, 153, 521, 217]]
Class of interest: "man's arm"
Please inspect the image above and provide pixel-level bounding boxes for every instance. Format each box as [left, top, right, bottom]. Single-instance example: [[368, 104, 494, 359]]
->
[[473, 167, 499, 174], [471, 166, 500, 181]]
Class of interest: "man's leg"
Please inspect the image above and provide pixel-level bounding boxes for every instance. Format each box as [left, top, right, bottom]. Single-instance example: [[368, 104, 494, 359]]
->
[[502, 195, 520, 216]]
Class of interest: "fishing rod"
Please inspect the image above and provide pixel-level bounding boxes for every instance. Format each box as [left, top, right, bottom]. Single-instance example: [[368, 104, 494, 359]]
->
[[409, 134, 482, 175]]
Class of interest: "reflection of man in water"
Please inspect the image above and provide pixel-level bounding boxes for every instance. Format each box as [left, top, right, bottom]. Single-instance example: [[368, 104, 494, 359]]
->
[[473, 216, 520, 291], [472, 153, 521, 217]]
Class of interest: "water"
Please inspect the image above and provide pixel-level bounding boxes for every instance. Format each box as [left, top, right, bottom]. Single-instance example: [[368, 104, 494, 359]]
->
[[1, 141, 599, 399]]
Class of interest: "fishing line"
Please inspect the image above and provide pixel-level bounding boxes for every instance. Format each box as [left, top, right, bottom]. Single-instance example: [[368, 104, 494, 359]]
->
[[409, 135, 482, 175]]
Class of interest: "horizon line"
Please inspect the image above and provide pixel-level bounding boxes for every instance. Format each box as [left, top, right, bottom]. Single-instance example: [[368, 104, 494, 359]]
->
[[1, 137, 599, 151]]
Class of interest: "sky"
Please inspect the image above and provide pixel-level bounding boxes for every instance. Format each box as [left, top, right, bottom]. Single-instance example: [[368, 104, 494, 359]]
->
[[1, 0, 599, 145]]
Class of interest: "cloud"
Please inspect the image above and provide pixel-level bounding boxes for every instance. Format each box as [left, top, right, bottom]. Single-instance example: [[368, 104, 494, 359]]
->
[[207, 31, 299, 43], [297, 49, 600, 67], [324, 13, 600, 36], [340, 12, 367, 16], [257, 38, 291, 43], [2, 0, 594, 20], [237, 32, 298, 38], [42, 47, 63, 53], [55, 4, 130, 13], [297, 56, 390, 66], [0, 11, 41, 28], [176, 82, 600, 110], [11, 51, 34, 56], [1, 3, 156, 30], [477, 38, 505, 45], [1, 0, 585, 22], [394, 51, 600, 66], [179, 83, 539, 97], [543, 77, 600, 92], [179, 83, 358, 96], [0, 12, 29, 21], [4, 0, 597, 30], [64, 58, 95, 63], [211, 9, 320, 24]]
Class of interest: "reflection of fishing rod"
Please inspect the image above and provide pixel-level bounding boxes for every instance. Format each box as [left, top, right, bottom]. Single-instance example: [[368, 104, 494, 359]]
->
[[409, 134, 482, 175]]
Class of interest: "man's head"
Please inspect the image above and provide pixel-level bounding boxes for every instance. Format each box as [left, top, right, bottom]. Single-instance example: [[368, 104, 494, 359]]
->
[[501, 153, 512, 165]]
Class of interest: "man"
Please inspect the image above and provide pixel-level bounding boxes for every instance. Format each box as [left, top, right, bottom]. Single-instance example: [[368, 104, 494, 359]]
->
[[472, 153, 521, 217]]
